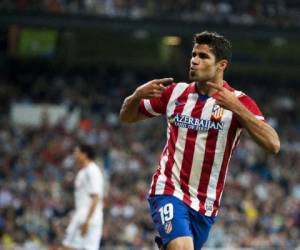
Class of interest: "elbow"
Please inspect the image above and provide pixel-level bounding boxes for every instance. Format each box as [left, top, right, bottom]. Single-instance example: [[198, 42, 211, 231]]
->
[[119, 115, 129, 124], [119, 118, 132, 124], [119, 113, 135, 124], [266, 128, 280, 154], [274, 141, 281, 154], [270, 139, 280, 154]]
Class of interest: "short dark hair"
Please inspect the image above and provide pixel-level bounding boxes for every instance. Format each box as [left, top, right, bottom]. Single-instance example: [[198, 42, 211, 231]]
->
[[78, 143, 96, 160], [194, 31, 232, 65]]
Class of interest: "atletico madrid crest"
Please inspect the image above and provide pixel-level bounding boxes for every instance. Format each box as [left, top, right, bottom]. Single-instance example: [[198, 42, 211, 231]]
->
[[164, 221, 173, 234], [212, 104, 224, 120]]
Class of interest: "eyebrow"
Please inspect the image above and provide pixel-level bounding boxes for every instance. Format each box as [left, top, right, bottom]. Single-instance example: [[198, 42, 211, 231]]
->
[[192, 51, 210, 57]]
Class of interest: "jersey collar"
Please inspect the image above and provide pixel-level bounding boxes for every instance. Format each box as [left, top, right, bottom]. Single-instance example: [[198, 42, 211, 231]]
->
[[190, 81, 234, 93]]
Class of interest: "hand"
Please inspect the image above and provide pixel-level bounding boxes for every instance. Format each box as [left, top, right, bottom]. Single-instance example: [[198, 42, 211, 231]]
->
[[80, 222, 89, 236], [134, 78, 174, 99], [206, 81, 240, 112]]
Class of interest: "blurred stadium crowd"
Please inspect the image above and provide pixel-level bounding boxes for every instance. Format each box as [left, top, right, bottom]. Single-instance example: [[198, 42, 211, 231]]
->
[[0, 0, 299, 27], [0, 67, 300, 249]]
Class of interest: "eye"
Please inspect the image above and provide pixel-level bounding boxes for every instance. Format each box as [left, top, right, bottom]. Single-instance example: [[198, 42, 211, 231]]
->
[[199, 52, 209, 59], [192, 52, 196, 57]]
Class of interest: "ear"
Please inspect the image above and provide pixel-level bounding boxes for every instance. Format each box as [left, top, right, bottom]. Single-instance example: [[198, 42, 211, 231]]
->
[[218, 59, 228, 71]]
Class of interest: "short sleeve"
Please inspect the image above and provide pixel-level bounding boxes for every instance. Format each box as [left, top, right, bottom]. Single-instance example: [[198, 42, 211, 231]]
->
[[238, 94, 265, 121], [139, 83, 176, 117], [86, 165, 103, 196]]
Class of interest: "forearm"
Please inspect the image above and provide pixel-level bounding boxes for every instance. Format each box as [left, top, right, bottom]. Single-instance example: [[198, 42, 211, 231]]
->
[[120, 78, 173, 123], [120, 92, 149, 123], [84, 197, 99, 225], [233, 104, 280, 154], [119, 93, 141, 123]]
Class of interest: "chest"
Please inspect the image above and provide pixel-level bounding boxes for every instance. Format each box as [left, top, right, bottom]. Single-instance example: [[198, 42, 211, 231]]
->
[[166, 94, 236, 133], [75, 170, 88, 190]]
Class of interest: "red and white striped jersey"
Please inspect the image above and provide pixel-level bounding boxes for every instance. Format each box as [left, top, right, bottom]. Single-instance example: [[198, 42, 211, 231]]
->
[[139, 81, 264, 216]]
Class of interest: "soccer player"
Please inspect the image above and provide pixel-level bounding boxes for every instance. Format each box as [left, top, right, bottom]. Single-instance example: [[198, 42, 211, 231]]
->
[[119, 31, 280, 250], [62, 143, 104, 250]]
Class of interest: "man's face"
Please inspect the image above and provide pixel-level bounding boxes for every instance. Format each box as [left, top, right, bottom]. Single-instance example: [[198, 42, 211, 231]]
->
[[189, 43, 218, 82], [73, 147, 85, 166]]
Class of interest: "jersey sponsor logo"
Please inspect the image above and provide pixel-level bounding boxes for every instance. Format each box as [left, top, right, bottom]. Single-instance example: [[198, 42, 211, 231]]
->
[[168, 113, 224, 131], [212, 104, 224, 120]]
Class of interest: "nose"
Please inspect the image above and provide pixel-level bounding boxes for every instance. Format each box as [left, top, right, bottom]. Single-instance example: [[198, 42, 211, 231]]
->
[[191, 56, 199, 65]]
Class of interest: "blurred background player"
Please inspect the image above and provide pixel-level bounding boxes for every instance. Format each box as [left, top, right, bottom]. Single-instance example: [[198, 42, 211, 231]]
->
[[120, 31, 280, 250], [62, 143, 103, 250]]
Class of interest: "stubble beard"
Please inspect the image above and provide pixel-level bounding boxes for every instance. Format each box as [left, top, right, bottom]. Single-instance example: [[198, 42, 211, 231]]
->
[[189, 70, 197, 81], [189, 70, 207, 83]]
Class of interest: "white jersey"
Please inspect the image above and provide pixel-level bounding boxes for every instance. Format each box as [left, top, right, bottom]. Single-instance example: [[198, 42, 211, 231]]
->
[[74, 161, 103, 225], [63, 162, 103, 250]]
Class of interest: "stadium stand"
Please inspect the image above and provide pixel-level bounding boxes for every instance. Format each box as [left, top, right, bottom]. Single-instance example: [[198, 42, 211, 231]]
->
[[0, 0, 299, 27]]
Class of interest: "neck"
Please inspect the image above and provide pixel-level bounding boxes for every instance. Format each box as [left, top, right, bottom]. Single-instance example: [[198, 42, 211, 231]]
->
[[196, 79, 224, 96], [81, 159, 91, 168]]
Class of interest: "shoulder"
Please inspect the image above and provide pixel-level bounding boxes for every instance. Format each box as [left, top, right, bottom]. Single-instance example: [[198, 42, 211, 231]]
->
[[161, 82, 190, 103], [166, 82, 190, 90], [234, 90, 257, 106], [169, 82, 192, 96], [226, 82, 263, 113], [233, 88, 264, 118], [176, 82, 189, 87], [164, 82, 188, 94], [175, 82, 190, 90], [87, 162, 102, 176], [224, 82, 246, 98], [227, 84, 255, 104]]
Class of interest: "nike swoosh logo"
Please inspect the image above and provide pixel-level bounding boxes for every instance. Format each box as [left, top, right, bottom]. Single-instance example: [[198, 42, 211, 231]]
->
[[175, 101, 185, 106]]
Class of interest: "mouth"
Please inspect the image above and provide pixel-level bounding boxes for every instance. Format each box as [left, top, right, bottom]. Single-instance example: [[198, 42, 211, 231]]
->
[[189, 69, 196, 78]]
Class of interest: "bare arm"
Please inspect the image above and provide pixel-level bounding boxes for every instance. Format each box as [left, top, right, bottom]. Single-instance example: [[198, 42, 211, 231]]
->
[[207, 82, 280, 154], [119, 93, 148, 123], [80, 194, 100, 236], [120, 78, 173, 123], [231, 103, 280, 154]]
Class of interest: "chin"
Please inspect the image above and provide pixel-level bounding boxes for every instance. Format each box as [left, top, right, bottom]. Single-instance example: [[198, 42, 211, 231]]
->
[[189, 75, 202, 83], [189, 71, 203, 81], [189, 72, 197, 81]]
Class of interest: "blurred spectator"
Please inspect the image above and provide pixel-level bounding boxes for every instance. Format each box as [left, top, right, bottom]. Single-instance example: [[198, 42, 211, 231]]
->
[[0, 0, 299, 27]]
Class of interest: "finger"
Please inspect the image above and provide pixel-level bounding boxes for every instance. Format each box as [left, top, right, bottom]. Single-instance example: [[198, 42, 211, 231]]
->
[[206, 82, 223, 91], [212, 91, 221, 99], [153, 89, 163, 95], [144, 92, 162, 99], [157, 84, 166, 91], [153, 84, 165, 92], [214, 99, 222, 107], [153, 78, 174, 86], [149, 93, 163, 98], [150, 84, 164, 92]]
